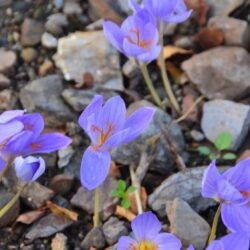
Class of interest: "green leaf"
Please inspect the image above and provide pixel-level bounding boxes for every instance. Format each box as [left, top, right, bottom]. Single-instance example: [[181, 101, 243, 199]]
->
[[117, 180, 126, 192], [121, 198, 131, 209], [214, 132, 233, 151], [127, 186, 136, 194], [197, 146, 211, 155], [110, 190, 120, 198], [222, 153, 237, 160], [209, 153, 217, 160]]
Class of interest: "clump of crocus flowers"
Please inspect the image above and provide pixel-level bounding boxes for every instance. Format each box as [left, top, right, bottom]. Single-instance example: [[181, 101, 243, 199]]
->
[[103, 0, 192, 113], [0, 110, 71, 217]]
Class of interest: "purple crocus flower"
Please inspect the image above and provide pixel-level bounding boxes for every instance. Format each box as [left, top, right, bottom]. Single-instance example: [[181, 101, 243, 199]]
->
[[202, 159, 250, 232], [0, 110, 72, 169], [206, 232, 250, 250], [103, 9, 161, 63], [117, 211, 182, 250], [79, 95, 155, 190], [129, 0, 192, 24], [14, 156, 45, 182]]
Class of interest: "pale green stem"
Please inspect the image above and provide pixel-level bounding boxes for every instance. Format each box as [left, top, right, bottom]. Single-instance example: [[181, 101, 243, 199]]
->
[[158, 22, 181, 114], [0, 158, 14, 183], [93, 187, 100, 227], [208, 204, 222, 244], [139, 63, 164, 109], [0, 184, 26, 218], [129, 165, 143, 215]]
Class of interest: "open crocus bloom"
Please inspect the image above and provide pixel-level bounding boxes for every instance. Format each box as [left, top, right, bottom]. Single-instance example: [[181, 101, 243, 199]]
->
[[103, 8, 161, 63], [79, 95, 155, 190], [14, 156, 45, 182], [206, 232, 250, 250], [202, 159, 250, 232], [117, 211, 182, 250]]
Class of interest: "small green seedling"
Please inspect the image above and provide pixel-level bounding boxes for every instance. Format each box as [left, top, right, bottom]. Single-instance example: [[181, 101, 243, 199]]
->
[[197, 132, 237, 161], [111, 180, 136, 209]]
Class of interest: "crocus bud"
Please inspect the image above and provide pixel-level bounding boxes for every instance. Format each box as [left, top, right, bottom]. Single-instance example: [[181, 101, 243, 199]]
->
[[14, 156, 45, 182]]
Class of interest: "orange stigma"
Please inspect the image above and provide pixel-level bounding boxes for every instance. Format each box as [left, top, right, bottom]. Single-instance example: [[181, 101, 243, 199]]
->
[[126, 28, 153, 49], [91, 123, 115, 150]]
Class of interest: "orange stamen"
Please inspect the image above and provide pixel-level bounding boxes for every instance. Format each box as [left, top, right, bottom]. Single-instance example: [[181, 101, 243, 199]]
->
[[126, 28, 153, 49]]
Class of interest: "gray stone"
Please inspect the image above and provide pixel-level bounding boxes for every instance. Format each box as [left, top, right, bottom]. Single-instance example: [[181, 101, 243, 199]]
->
[[148, 167, 227, 217], [103, 217, 128, 245], [70, 177, 118, 220], [201, 99, 250, 150], [0, 74, 11, 89], [49, 174, 74, 195], [0, 0, 12, 8], [0, 89, 17, 110], [208, 16, 250, 50], [63, 1, 82, 15], [62, 88, 116, 112], [58, 146, 74, 168], [112, 101, 185, 173], [54, 31, 123, 91], [45, 13, 68, 36], [21, 48, 38, 63], [174, 36, 195, 49], [122, 60, 139, 78], [182, 47, 250, 100], [19, 75, 74, 127], [205, 0, 244, 16], [41, 32, 58, 48], [166, 198, 210, 250], [25, 214, 73, 240], [190, 130, 205, 142], [0, 49, 17, 72], [53, 0, 64, 9], [0, 188, 20, 227], [21, 182, 54, 209], [81, 227, 105, 250], [63, 149, 82, 179], [21, 18, 44, 46]]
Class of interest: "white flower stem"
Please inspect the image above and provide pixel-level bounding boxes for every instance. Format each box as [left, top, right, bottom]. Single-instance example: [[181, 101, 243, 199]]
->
[[139, 63, 164, 109], [93, 186, 100, 227], [158, 22, 181, 114], [129, 165, 143, 215]]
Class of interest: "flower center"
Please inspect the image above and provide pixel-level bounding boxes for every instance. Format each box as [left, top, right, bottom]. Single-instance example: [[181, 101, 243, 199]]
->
[[130, 240, 158, 250], [126, 29, 152, 49], [91, 124, 115, 150]]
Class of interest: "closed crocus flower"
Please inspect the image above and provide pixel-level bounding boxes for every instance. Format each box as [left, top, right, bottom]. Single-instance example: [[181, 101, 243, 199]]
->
[[103, 9, 161, 63], [14, 156, 45, 182]]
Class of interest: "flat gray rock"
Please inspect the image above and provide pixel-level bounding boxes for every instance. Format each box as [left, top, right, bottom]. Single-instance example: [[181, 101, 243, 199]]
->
[[25, 214, 73, 240], [208, 16, 250, 49], [182, 47, 250, 100], [148, 167, 228, 217], [70, 176, 118, 220], [19, 74, 74, 127], [54, 31, 123, 91], [166, 198, 210, 250], [201, 99, 250, 150], [103, 217, 128, 245]]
